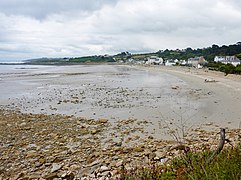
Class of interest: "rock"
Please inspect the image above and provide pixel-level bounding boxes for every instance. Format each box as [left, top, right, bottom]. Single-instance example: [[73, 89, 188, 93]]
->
[[171, 86, 179, 90], [43, 173, 59, 180], [100, 165, 110, 172], [201, 138, 209, 142], [27, 143, 38, 149], [160, 157, 169, 164], [154, 156, 160, 161], [61, 172, 75, 180], [98, 119, 108, 124], [112, 156, 119, 160], [205, 122, 213, 126], [51, 163, 63, 173], [87, 160, 100, 167], [115, 160, 123, 167], [26, 150, 39, 158], [133, 147, 144, 152], [91, 129, 97, 134], [148, 152, 156, 160], [111, 169, 119, 176], [101, 171, 111, 177], [155, 151, 166, 159]]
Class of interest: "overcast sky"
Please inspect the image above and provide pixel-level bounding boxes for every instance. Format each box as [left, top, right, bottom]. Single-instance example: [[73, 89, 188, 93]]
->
[[0, 0, 241, 61]]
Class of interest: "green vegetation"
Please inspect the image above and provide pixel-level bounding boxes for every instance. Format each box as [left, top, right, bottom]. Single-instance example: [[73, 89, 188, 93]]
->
[[207, 62, 241, 75], [120, 144, 241, 180], [68, 55, 115, 63], [25, 42, 241, 65], [156, 42, 241, 61], [25, 55, 115, 65]]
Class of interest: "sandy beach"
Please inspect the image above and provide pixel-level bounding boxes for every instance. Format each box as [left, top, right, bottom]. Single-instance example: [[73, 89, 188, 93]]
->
[[1, 64, 241, 131], [0, 64, 241, 179], [136, 65, 241, 129]]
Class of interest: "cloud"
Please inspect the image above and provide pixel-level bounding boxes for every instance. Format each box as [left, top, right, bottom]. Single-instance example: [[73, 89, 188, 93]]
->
[[0, 0, 117, 19], [0, 0, 241, 61]]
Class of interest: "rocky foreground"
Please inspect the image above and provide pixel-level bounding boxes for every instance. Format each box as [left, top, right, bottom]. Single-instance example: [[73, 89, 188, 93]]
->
[[0, 109, 240, 180]]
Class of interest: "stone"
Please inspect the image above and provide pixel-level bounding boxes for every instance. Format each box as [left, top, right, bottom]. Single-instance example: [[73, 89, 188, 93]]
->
[[87, 160, 100, 167], [43, 173, 59, 180], [91, 129, 97, 134], [26, 150, 38, 158], [100, 165, 110, 172], [101, 171, 111, 177], [115, 160, 123, 167], [62, 172, 75, 180], [155, 151, 166, 159], [160, 157, 169, 164], [148, 153, 156, 160], [133, 147, 144, 152], [51, 163, 63, 173], [98, 119, 108, 124]]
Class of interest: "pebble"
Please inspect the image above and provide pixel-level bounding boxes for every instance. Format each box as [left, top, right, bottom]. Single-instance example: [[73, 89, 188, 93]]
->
[[115, 160, 123, 167], [51, 163, 63, 173], [0, 109, 240, 179]]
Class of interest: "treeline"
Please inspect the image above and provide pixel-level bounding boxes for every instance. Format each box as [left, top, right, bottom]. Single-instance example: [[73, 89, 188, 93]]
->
[[207, 62, 241, 75], [68, 55, 115, 63], [26, 42, 241, 64], [156, 42, 241, 61]]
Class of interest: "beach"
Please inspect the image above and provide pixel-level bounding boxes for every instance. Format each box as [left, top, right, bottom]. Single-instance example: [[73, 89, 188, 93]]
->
[[1, 64, 241, 131], [136, 65, 241, 130], [0, 64, 241, 179]]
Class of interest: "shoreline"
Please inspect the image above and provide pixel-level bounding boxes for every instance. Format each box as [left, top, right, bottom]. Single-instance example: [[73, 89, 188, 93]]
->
[[134, 65, 241, 129], [0, 108, 240, 179], [1, 64, 241, 179]]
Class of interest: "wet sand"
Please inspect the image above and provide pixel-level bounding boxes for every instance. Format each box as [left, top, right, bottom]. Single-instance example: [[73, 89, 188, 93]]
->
[[1, 64, 241, 179], [138, 65, 241, 130], [1, 64, 241, 137]]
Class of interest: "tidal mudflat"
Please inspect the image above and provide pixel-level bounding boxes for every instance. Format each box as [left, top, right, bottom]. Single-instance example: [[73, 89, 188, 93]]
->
[[1, 64, 241, 179], [1, 65, 219, 137]]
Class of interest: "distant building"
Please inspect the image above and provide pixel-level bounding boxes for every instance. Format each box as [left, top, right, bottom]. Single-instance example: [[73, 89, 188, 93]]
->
[[165, 59, 177, 66], [145, 56, 163, 65], [214, 56, 241, 66], [188, 56, 207, 68], [180, 60, 187, 65]]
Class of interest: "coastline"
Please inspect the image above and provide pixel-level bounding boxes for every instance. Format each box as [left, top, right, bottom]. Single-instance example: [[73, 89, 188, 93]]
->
[[135, 65, 241, 129], [1, 64, 241, 179], [1, 108, 240, 179]]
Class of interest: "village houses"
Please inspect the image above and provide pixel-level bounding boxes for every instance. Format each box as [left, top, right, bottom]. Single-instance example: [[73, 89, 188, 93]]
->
[[165, 59, 178, 66], [214, 56, 241, 66], [188, 56, 207, 68], [145, 56, 163, 65]]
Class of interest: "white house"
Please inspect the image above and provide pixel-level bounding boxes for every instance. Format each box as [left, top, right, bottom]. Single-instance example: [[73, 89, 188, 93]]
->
[[214, 56, 241, 66], [165, 59, 177, 66], [180, 60, 187, 65], [146, 56, 163, 65]]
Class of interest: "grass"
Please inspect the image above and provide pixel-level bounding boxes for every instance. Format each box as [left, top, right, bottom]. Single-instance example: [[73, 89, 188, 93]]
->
[[120, 144, 241, 180]]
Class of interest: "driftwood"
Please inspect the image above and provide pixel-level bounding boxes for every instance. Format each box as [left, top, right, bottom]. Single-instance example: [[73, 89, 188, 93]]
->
[[208, 128, 225, 163]]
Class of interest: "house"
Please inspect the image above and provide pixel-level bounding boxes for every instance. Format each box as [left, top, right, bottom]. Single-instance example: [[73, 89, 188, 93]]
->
[[165, 59, 177, 66], [180, 60, 187, 66], [214, 56, 241, 66], [145, 56, 163, 65], [188, 56, 207, 68]]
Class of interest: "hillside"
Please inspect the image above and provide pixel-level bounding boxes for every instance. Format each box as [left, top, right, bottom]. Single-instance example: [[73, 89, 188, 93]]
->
[[24, 42, 241, 64]]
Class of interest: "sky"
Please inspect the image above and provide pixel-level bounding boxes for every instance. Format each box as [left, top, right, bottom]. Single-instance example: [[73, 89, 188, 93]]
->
[[0, 0, 241, 61]]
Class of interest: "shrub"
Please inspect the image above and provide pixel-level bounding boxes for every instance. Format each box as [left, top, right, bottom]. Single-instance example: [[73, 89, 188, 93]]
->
[[120, 144, 241, 180]]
